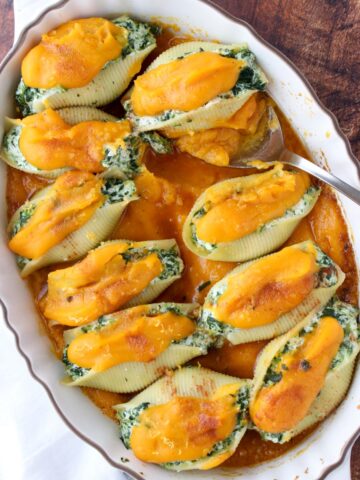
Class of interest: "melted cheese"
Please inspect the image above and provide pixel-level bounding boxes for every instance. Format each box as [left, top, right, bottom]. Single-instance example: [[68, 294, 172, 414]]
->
[[130, 384, 239, 465], [9, 171, 104, 259], [43, 242, 163, 326], [250, 316, 344, 433], [196, 165, 310, 243], [67, 306, 195, 371], [22, 18, 127, 89], [131, 51, 243, 116], [19, 109, 132, 172], [210, 244, 319, 328]]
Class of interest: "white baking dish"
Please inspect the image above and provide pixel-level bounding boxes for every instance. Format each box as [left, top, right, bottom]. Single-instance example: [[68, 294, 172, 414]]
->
[[0, 1, 359, 479]]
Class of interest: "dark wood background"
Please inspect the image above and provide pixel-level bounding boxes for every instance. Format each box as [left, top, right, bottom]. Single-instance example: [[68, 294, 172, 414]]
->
[[0, 0, 359, 478]]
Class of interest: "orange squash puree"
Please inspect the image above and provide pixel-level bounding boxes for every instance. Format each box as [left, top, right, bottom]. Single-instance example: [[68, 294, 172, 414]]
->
[[216, 93, 267, 131], [174, 128, 243, 167], [6, 29, 358, 469], [130, 385, 239, 465], [67, 306, 194, 371], [43, 243, 163, 326], [19, 110, 131, 172], [195, 166, 310, 244], [172, 94, 266, 167], [209, 244, 318, 329], [131, 51, 243, 116], [22, 18, 127, 89], [9, 171, 104, 259], [250, 316, 344, 433]]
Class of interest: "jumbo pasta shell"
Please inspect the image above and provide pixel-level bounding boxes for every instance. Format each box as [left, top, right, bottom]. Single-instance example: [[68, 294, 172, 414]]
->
[[250, 298, 360, 444], [200, 241, 345, 344], [183, 168, 321, 262], [115, 366, 251, 471], [1, 108, 144, 179], [8, 177, 138, 277], [15, 16, 158, 116], [44, 239, 185, 326], [124, 41, 267, 133], [62, 303, 213, 393]]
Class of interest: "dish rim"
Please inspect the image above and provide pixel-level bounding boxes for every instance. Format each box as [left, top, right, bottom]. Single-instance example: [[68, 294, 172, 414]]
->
[[0, 0, 359, 478]]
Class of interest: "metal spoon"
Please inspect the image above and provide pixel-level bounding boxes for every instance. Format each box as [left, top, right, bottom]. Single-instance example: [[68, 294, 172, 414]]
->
[[229, 106, 360, 206]]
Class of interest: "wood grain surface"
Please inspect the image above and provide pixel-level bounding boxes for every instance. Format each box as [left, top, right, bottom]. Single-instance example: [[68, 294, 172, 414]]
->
[[0, 0, 359, 478]]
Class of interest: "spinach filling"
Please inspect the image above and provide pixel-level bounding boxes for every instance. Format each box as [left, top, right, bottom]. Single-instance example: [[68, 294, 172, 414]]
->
[[112, 16, 160, 57], [102, 135, 143, 178], [121, 245, 183, 281], [62, 345, 90, 379], [101, 178, 137, 204], [220, 47, 267, 94], [15, 79, 65, 117], [2, 125, 34, 171], [118, 403, 150, 448], [10, 203, 36, 238]]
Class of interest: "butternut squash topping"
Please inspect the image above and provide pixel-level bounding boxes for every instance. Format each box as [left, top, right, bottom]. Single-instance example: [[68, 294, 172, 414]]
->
[[215, 93, 266, 132], [9, 171, 104, 259], [131, 52, 243, 116], [172, 94, 267, 166], [211, 244, 319, 328], [22, 18, 127, 89], [130, 384, 239, 465], [19, 110, 132, 172], [196, 166, 310, 243], [43, 243, 163, 326], [176, 128, 242, 167], [67, 306, 195, 371], [250, 316, 344, 433]]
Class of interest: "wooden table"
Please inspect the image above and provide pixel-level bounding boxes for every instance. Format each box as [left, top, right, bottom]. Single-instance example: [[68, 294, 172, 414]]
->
[[0, 0, 359, 478]]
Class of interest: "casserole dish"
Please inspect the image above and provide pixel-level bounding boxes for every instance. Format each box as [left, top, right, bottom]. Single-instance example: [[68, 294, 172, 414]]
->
[[0, 0, 359, 479]]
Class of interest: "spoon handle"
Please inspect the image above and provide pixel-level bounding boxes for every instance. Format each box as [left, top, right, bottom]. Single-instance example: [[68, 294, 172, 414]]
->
[[283, 151, 360, 206]]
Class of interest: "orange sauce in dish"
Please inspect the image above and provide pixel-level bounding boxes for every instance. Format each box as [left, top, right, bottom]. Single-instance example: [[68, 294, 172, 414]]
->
[[5, 27, 358, 469]]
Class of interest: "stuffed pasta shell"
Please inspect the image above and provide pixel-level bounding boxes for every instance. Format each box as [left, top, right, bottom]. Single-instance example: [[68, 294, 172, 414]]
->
[[200, 241, 345, 344], [183, 164, 320, 261], [43, 239, 184, 326], [124, 41, 267, 134], [16, 16, 159, 116], [250, 298, 360, 443], [1, 108, 145, 178], [8, 171, 137, 276], [115, 367, 251, 470], [62, 303, 215, 392]]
